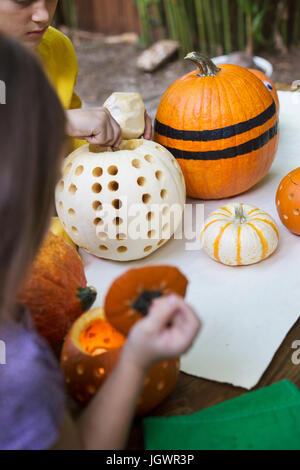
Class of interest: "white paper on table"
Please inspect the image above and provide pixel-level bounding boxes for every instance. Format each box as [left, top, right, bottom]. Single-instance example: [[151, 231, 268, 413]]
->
[[81, 91, 300, 390]]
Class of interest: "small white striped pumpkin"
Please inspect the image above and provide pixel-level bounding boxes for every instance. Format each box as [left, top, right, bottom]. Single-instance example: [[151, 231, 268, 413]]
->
[[201, 203, 279, 266]]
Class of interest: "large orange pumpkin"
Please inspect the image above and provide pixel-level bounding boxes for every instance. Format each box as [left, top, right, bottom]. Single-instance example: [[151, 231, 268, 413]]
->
[[18, 232, 97, 347], [155, 52, 279, 200], [276, 167, 300, 235], [61, 307, 180, 415]]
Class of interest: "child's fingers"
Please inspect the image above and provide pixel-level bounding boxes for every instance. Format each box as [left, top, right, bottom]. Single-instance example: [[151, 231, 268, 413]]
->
[[143, 112, 153, 140], [147, 294, 187, 331]]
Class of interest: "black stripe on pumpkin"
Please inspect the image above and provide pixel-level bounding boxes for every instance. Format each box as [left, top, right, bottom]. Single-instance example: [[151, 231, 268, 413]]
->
[[162, 121, 279, 161], [155, 101, 276, 142]]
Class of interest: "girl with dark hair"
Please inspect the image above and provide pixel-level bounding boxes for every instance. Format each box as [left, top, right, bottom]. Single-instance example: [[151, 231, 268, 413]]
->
[[0, 37, 200, 450]]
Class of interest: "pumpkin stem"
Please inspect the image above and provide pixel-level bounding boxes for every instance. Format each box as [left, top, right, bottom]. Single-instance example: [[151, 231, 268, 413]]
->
[[77, 286, 97, 312], [184, 52, 220, 77], [132, 290, 163, 316], [234, 204, 246, 224]]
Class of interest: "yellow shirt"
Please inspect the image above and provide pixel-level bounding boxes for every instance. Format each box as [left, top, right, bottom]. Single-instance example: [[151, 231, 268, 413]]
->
[[38, 26, 85, 151]]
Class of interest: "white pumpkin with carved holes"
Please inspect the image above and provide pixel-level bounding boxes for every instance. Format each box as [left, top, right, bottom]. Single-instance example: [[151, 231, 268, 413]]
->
[[55, 140, 186, 261], [201, 203, 279, 266]]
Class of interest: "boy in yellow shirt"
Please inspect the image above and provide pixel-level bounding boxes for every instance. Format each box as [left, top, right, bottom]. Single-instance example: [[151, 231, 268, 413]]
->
[[0, 0, 152, 148]]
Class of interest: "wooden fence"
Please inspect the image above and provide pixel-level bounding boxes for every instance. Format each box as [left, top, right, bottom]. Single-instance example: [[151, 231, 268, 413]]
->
[[75, 0, 140, 34]]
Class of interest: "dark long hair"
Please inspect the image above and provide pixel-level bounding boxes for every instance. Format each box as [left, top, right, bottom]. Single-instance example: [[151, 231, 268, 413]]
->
[[0, 35, 66, 318]]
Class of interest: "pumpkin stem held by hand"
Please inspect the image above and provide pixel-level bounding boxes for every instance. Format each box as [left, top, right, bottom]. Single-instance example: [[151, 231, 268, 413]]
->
[[234, 204, 247, 224], [131, 290, 162, 316], [184, 52, 221, 77]]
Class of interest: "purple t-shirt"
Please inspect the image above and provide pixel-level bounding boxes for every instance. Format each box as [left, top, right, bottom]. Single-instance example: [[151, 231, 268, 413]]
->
[[0, 310, 65, 450]]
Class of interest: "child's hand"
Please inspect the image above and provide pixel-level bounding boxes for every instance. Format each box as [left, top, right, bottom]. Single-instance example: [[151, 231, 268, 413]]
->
[[123, 294, 201, 371], [143, 111, 153, 140], [66, 108, 122, 147]]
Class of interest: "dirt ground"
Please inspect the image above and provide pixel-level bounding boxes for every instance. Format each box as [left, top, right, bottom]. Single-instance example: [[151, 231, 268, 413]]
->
[[70, 32, 300, 119]]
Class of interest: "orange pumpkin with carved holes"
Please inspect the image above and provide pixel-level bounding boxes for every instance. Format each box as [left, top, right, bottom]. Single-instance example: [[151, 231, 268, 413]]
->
[[61, 266, 187, 415], [276, 168, 300, 235]]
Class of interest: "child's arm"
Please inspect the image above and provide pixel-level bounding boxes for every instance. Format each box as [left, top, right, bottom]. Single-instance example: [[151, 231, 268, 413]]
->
[[54, 295, 200, 450]]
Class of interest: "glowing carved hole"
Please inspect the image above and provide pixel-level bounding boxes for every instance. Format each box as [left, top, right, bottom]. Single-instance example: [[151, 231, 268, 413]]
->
[[108, 165, 118, 176], [117, 246, 128, 253], [283, 214, 288, 220], [148, 230, 156, 239], [294, 209, 300, 215], [62, 355, 68, 362], [147, 211, 154, 221], [99, 245, 108, 251], [144, 154, 154, 163], [98, 232, 108, 241], [112, 199, 122, 209], [87, 385, 96, 395], [93, 201, 102, 211], [132, 159, 141, 169], [71, 226, 78, 234], [98, 367, 105, 376], [144, 245, 152, 252], [155, 170, 163, 181], [68, 208, 75, 216], [162, 223, 169, 232], [157, 239, 165, 247], [93, 167, 103, 177], [92, 183, 102, 194], [59, 201, 63, 211], [142, 194, 151, 204], [155, 145, 165, 152], [277, 200, 280, 206], [76, 364, 84, 375], [162, 361, 168, 369], [160, 189, 168, 200], [59, 181, 64, 192], [137, 176, 146, 186], [75, 165, 84, 176], [113, 217, 123, 226], [69, 184, 77, 195], [162, 206, 169, 216], [94, 218, 103, 226], [288, 194, 294, 200], [108, 181, 119, 192], [116, 233, 127, 240], [157, 381, 165, 391], [64, 162, 72, 175]]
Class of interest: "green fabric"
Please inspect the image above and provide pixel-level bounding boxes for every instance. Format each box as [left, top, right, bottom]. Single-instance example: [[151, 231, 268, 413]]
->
[[143, 381, 300, 450]]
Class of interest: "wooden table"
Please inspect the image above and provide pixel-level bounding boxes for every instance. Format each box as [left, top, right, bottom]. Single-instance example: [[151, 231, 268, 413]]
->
[[128, 83, 300, 450]]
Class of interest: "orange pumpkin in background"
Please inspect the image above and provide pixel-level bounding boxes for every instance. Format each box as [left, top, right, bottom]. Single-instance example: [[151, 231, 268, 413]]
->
[[276, 168, 300, 235], [248, 69, 279, 112], [155, 52, 279, 200], [18, 233, 97, 347], [61, 265, 188, 415]]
